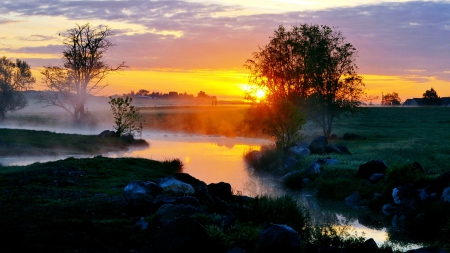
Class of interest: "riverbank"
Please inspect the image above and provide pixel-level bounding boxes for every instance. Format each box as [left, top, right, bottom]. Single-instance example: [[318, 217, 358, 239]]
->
[[0, 128, 148, 156]]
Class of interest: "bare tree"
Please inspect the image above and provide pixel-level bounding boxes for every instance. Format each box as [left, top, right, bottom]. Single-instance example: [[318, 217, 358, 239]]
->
[[40, 23, 127, 122], [0, 57, 35, 120]]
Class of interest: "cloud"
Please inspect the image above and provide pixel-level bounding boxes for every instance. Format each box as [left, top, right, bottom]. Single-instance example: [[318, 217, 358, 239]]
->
[[15, 34, 55, 41], [3, 1, 450, 82], [0, 18, 22, 25]]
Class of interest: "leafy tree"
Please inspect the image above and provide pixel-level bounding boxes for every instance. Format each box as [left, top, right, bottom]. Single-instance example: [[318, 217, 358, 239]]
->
[[382, 92, 401, 106], [422, 87, 441, 105], [0, 57, 35, 120], [108, 96, 144, 137], [245, 24, 365, 137], [262, 99, 306, 150], [40, 23, 127, 122]]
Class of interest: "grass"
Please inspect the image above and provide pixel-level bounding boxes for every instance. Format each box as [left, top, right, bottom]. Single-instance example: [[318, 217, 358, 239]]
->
[[0, 156, 182, 253], [0, 128, 148, 156]]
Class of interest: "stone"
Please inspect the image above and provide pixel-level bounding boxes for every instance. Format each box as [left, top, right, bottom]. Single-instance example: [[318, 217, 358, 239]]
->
[[122, 181, 163, 215], [153, 195, 200, 209], [98, 130, 116, 137], [156, 204, 199, 226], [284, 156, 298, 169], [382, 203, 395, 216], [208, 182, 232, 201], [294, 142, 309, 148], [369, 173, 385, 183], [357, 160, 388, 180], [441, 187, 450, 203], [257, 224, 301, 253], [345, 191, 365, 207], [309, 136, 328, 154], [158, 177, 195, 195], [392, 184, 415, 205], [325, 145, 342, 154], [362, 238, 379, 252], [325, 158, 340, 165], [288, 146, 310, 157], [143, 216, 212, 253]]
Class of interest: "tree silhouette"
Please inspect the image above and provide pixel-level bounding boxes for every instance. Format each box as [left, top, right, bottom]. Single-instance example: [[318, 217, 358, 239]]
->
[[422, 87, 441, 105], [245, 24, 365, 137], [0, 57, 35, 120]]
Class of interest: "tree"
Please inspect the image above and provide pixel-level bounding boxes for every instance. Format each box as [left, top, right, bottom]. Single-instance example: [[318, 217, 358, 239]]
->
[[40, 23, 127, 122], [422, 87, 441, 105], [382, 92, 401, 105], [245, 24, 365, 137], [0, 57, 35, 120], [262, 99, 306, 150], [108, 96, 144, 137]]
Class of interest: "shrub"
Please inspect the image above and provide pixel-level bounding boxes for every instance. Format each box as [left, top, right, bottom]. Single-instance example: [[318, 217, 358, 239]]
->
[[243, 145, 286, 173]]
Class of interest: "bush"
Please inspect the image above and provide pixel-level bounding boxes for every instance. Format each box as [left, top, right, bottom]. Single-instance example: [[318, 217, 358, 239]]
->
[[243, 145, 286, 173], [316, 168, 359, 200]]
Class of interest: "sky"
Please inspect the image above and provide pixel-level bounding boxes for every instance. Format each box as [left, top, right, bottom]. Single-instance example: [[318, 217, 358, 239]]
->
[[1, 0, 450, 102]]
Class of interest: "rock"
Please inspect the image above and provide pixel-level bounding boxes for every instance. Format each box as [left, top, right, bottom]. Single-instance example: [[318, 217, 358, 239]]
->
[[392, 214, 407, 229], [335, 144, 351, 155], [288, 146, 310, 157], [434, 171, 450, 194], [357, 160, 388, 180], [325, 145, 342, 154], [441, 187, 450, 202], [143, 216, 212, 253], [343, 133, 367, 140], [172, 173, 212, 203], [136, 219, 149, 230], [156, 204, 199, 226], [392, 184, 416, 205], [208, 182, 232, 201], [98, 130, 116, 137], [369, 173, 385, 183], [284, 156, 298, 169], [228, 247, 248, 253], [405, 247, 448, 253], [295, 142, 309, 148], [345, 191, 365, 207], [153, 195, 200, 209], [257, 224, 301, 253], [382, 203, 396, 216], [122, 181, 163, 215], [309, 136, 328, 154], [325, 158, 340, 165], [158, 177, 195, 195]]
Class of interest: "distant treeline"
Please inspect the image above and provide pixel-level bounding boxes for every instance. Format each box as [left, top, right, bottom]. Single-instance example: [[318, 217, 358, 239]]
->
[[124, 89, 217, 100]]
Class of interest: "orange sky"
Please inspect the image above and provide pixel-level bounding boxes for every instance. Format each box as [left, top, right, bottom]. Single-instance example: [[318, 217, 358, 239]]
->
[[3, 1, 450, 103]]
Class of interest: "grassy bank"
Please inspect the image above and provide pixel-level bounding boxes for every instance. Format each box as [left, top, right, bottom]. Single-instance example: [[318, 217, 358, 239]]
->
[[0, 128, 148, 156], [0, 156, 183, 252]]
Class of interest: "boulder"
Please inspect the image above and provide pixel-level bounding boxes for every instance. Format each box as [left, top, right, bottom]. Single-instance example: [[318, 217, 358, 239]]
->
[[392, 184, 416, 205], [257, 224, 301, 253], [326, 145, 342, 154], [98, 130, 116, 137], [288, 146, 310, 157], [294, 142, 309, 148], [345, 191, 365, 207], [153, 195, 200, 209], [329, 134, 340, 140], [369, 173, 385, 183], [441, 187, 450, 203], [284, 156, 298, 169], [156, 204, 199, 226], [309, 136, 328, 154], [335, 144, 351, 155], [122, 181, 163, 215], [158, 177, 195, 195], [325, 158, 340, 165], [208, 182, 232, 201], [362, 238, 379, 252], [357, 160, 388, 180], [143, 216, 212, 253]]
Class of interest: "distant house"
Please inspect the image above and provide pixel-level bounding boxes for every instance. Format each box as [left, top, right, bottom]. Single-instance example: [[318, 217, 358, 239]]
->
[[402, 97, 450, 106]]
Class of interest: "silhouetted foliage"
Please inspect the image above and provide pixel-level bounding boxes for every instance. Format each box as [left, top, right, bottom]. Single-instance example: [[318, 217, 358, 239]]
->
[[0, 57, 35, 120], [109, 96, 144, 137], [422, 87, 441, 105], [382, 92, 401, 106], [40, 23, 127, 122], [245, 24, 365, 137]]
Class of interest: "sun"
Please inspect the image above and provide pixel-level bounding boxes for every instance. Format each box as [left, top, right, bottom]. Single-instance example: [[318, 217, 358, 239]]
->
[[256, 89, 266, 99]]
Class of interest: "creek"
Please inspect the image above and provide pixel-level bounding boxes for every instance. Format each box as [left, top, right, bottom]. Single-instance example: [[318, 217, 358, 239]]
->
[[1, 131, 421, 250]]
